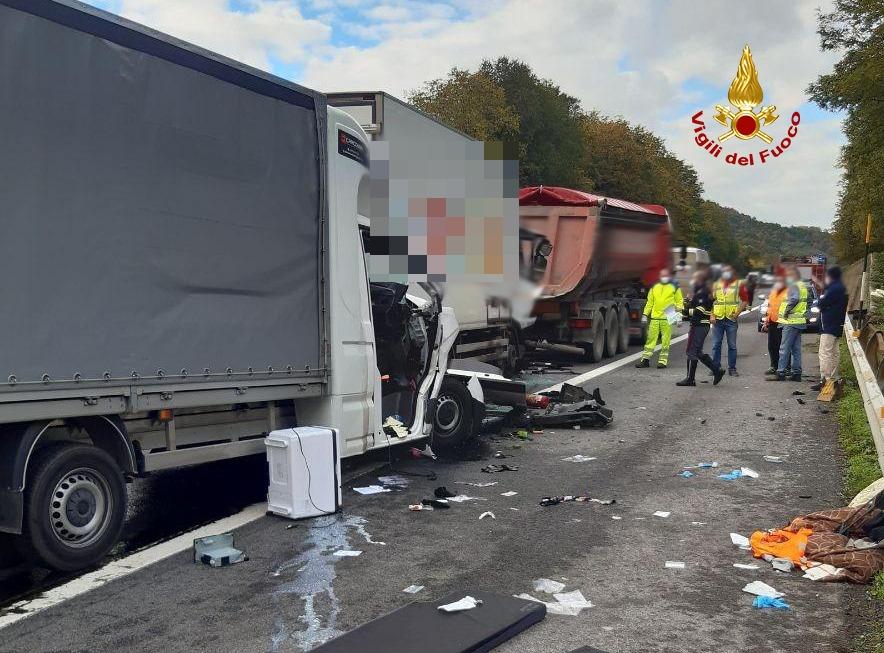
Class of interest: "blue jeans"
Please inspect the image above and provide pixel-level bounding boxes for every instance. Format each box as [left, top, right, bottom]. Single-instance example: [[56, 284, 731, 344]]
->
[[711, 318, 738, 371], [778, 325, 805, 376]]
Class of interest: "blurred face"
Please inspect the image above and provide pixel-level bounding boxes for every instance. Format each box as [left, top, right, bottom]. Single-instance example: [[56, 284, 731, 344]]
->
[[722, 267, 734, 280], [773, 276, 785, 289], [659, 269, 671, 283]]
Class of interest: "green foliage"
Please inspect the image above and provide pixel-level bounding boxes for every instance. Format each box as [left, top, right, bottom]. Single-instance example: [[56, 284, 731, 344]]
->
[[809, 1, 884, 263], [723, 207, 832, 269]]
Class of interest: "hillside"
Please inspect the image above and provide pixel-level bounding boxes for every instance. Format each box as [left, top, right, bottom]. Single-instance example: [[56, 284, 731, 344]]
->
[[722, 206, 833, 269]]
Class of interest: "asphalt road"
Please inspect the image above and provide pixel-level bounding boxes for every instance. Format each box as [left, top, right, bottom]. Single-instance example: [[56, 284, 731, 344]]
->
[[0, 316, 861, 653]]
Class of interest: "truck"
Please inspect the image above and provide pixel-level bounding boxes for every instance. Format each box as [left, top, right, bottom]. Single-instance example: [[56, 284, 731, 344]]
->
[[672, 245, 711, 290], [0, 0, 481, 571], [326, 92, 526, 373], [519, 186, 673, 361]]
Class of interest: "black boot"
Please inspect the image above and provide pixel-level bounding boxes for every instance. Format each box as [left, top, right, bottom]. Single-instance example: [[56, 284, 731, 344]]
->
[[700, 354, 725, 385], [677, 360, 697, 386], [635, 358, 650, 368]]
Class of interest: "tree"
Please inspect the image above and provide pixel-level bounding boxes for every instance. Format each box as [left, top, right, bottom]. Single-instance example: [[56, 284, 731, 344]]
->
[[408, 68, 520, 143], [808, 0, 884, 262]]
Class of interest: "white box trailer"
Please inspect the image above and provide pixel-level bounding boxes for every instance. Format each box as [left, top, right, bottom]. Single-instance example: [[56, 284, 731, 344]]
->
[[327, 92, 525, 373], [0, 0, 469, 572]]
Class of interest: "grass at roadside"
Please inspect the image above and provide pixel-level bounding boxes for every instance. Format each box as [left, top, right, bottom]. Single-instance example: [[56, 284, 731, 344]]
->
[[837, 340, 884, 652]]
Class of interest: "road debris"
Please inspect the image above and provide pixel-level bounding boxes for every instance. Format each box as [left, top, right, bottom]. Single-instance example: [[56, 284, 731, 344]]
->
[[730, 533, 751, 549], [447, 495, 485, 503], [456, 481, 498, 487], [438, 596, 482, 612], [533, 578, 566, 594], [763, 456, 785, 463], [540, 495, 616, 506], [409, 503, 433, 511], [333, 550, 363, 557], [479, 511, 496, 520], [501, 491, 518, 497], [193, 533, 247, 568], [753, 596, 790, 610], [515, 588, 593, 616], [353, 485, 390, 495], [740, 467, 760, 478], [652, 511, 671, 518], [733, 563, 760, 570], [664, 561, 685, 569], [410, 445, 437, 460], [528, 384, 613, 428], [421, 499, 450, 510], [403, 585, 425, 594], [481, 464, 519, 473], [742, 580, 784, 598], [434, 486, 456, 499], [378, 475, 409, 489], [679, 471, 694, 478], [562, 455, 597, 463], [382, 415, 408, 438]]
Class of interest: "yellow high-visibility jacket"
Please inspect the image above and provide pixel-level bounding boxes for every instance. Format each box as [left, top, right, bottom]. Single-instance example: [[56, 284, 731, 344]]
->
[[644, 282, 684, 319]]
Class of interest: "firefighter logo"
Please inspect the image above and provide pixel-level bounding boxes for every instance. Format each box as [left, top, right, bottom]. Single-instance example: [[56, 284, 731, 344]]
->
[[713, 45, 778, 144]]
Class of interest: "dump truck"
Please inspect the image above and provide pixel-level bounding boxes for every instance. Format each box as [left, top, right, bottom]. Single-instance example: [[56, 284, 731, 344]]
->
[[0, 0, 495, 572], [327, 92, 526, 373], [519, 186, 673, 361]]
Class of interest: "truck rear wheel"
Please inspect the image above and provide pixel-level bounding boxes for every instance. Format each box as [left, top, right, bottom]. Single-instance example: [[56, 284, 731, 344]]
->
[[580, 320, 605, 363], [432, 378, 476, 451], [603, 311, 618, 358], [19, 443, 127, 572], [616, 310, 630, 353]]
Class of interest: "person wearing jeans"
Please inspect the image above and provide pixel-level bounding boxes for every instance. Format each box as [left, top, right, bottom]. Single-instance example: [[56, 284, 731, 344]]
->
[[710, 265, 749, 376], [772, 267, 808, 381], [762, 276, 787, 375], [811, 266, 848, 391]]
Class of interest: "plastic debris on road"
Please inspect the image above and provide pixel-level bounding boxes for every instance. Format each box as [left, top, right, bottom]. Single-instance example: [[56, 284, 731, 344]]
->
[[403, 585, 425, 594], [353, 485, 391, 495], [803, 563, 844, 581], [562, 455, 597, 463], [515, 590, 593, 616], [447, 495, 485, 503], [455, 481, 497, 487], [501, 491, 518, 497], [718, 470, 743, 480], [730, 533, 751, 549], [753, 596, 790, 610], [333, 550, 363, 557], [740, 467, 760, 478], [378, 475, 409, 488], [612, 515, 623, 520], [770, 557, 794, 572], [664, 561, 686, 569], [763, 456, 785, 463], [409, 503, 433, 511], [733, 563, 760, 570], [438, 596, 482, 613], [679, 471, 694, 478], [685, 462, 719, 469], [481, 464, 519, 473], [533, 578, 566, 594], [653, 511, 671, 518], [479, 511, 495, 520], [193, 533, 247, 568], [742, 581, 784, 598]]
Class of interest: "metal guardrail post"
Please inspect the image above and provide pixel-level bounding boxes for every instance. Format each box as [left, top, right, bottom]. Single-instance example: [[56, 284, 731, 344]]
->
[[844, 314, 884, 474]]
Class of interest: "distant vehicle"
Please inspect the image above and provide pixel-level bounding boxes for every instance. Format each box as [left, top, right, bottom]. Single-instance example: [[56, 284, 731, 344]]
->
[[671, 245, 710, 290], [757, 282, 820, 333], [759, 273, 775, 287]]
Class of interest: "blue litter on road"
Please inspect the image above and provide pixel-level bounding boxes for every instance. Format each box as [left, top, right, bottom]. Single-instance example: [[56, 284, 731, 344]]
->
[[718, 470, 743, 480], [679, 471, 694, 478], [753, 596, 790, 610]]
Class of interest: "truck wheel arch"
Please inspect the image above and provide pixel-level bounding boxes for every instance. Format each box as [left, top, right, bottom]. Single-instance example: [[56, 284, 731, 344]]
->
[[0, 416, 136, 535]]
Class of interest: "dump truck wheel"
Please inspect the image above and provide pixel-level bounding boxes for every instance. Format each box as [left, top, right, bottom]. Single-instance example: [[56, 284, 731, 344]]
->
[[616, 310, 630, 353], [432, 379, 475, 451], [19, 442, 126, 572], [603, 311, 618, 358], [580, 320, 605, 362]]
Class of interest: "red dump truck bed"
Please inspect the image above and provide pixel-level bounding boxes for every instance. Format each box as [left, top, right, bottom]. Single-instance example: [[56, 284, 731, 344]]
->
[[520, 186, 672, 301]]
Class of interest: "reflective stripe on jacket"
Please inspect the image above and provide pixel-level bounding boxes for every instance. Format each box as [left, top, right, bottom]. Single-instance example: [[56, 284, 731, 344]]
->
[[712, 280, 742, 320], [778, 282, 808, 325], [644, 282, 684, 319]]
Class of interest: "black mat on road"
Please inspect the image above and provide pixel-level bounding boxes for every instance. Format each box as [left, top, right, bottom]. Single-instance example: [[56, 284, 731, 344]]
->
[[312, 590, 545, 653]]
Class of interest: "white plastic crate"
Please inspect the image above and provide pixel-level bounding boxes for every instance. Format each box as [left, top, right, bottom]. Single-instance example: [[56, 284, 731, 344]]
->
[[265, 426, 341, 519]]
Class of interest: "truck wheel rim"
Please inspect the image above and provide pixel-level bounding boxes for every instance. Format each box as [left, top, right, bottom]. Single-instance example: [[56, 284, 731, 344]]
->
[[49, 467, 112, 549], [435, 395, 461, 433]]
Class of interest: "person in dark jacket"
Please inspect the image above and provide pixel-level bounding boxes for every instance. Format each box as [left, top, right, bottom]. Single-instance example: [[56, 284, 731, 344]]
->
[[677, 270, 726, 387], [811, 266, 848, 391]]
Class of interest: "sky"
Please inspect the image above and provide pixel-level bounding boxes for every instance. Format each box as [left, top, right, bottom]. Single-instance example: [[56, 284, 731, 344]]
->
[[86, 0, 845, 230]]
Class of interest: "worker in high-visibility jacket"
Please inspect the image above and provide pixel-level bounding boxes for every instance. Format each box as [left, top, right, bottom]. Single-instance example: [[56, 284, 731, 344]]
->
[[770, 265, 808, 382], [635, 268, 684, 369], [710, 265, 749, 376]]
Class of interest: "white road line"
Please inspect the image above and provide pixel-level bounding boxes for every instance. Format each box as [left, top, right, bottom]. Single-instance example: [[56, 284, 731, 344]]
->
[[0, 503, 266, 630], [540, 307, 760, 393]]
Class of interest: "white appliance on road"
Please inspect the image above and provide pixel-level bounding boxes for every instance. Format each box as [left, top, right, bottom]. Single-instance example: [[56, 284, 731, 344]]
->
[[265, 427, 341, 520]]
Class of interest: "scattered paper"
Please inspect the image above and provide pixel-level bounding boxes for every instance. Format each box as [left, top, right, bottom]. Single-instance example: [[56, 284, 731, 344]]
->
[[763, 456, 784, 463], [353, 485, 390, 495], [382, 416, 408, 438], [403, 585, 425, 594], [438, 596, 482, 613], [378, 475, 409, 488], [553, 590, 594, 611], [515, 588, 593, 616], [562, 455, 597, 463], [455, 481, 498, 487], [742, 581, 784, 598], [664, 561, 686, 569], [730, 533, 750, 548], [409, 503, 432, 511], [501, 491, 518, 497], [333, 550, 363, 557], [770, 557, 793, 572], [740, 467, 760, 479], [733, 563, 760, 570], [479, 511, 495, 520], [803, 563, 844, 581], [653, 511, 671, 518], [533, 578, 566, 594], [691, 522, 707, 526], [611, 515, 623, 520], [448, 495, 485, 503]]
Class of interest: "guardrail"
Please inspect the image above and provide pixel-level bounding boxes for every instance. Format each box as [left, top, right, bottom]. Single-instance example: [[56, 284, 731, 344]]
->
[[844, 314, 884, 474]]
